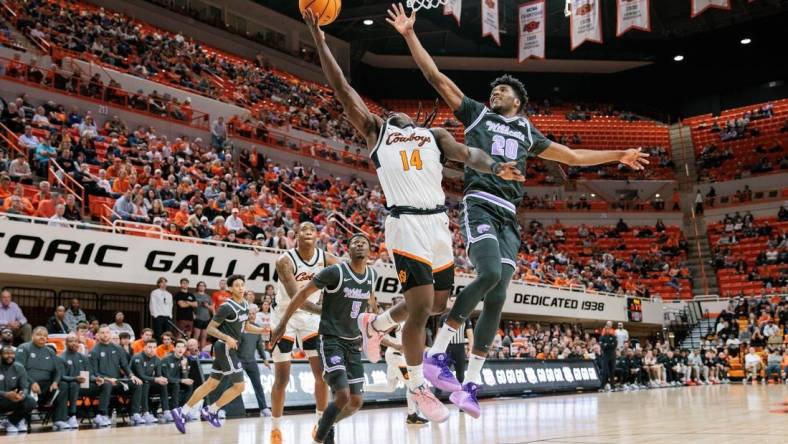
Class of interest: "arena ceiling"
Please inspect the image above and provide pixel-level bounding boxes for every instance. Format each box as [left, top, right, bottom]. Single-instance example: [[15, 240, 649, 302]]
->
[[256, 0, 788, 73]]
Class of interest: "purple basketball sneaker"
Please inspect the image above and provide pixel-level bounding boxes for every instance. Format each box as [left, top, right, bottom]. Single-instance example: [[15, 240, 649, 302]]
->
[[422, 351, 462, 392], [449, 382, 481, 418]]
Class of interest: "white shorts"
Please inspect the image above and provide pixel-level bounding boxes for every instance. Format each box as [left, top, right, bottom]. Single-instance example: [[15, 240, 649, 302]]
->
[[271, 309, 320, 362], [384, 212, 454, 287]]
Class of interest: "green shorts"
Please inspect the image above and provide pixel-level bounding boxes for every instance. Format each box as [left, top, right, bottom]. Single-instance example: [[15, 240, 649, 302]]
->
[[318, 335, 364, 395], [459, 191, 520, 268]]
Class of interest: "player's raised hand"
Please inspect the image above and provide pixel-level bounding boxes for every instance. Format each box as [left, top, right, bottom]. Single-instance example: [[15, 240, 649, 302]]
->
[[302, 8, 325, 42], [620, 148, 650, 171], [494, 161, 526, 182], [386, 3, 416, 36]]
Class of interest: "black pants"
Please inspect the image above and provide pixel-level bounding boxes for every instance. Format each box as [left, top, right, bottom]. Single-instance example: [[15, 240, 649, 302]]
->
[[167, 382, 193, 409], [242, 361, 268, 411], [0, 395, 36, 423], [153, 316, 172, 342], [34, 378, 68, 422], [601, 353, 616, 386], [446, 343, 467, 386], [131, 382, 170, 414], [64, 381, 113, 416]]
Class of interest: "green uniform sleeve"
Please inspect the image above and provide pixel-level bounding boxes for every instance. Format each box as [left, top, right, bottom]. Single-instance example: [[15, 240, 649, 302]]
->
[[313, 265, 341, 290], [14, 345, 32, 384], [131, 354, 154, 382], [16, 364, 30, 394], [212, 303, 233, 325], [454, 96, 486, 128], [528, 122, 552, 157], [58, 356, 76, 382], [52, 348, 61, 384]]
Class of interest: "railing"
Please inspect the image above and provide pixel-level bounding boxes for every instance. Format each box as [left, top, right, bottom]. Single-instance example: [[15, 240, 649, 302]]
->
[[0, 55, 211, 129], [279, 183, 310, 212], [47, 159, 86, 215], [327, 211, 365, 236], [0, 121, 24, 158], [688, 210, 710, 296]]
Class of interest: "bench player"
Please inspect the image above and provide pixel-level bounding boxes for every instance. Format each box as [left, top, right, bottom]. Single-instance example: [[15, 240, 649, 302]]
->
[[171, 274, 268, 433], [271, 234, 376, 444], [386, 3, 650, 417], [302, 9, 524, 423], [270, 222, 340, 443]]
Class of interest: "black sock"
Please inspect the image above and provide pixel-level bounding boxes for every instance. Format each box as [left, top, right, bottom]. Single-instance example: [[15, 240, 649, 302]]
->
[[316, 402, 341, 440]]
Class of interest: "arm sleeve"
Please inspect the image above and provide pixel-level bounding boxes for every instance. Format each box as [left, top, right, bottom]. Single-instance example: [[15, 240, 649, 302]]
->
[[528, 123, 552, 157], [16, 305, 27, 325], [313, 265, 341, 290], [454, 96, 486, 127], [14, 347, 33, 384], [59, 357, 76, 382]]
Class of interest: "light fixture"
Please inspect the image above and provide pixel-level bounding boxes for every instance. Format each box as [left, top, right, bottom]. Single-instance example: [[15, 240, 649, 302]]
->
[[655, 193, 661, 198], [673, 55, 684, 62], [363, 19, 373, 26], [740, 37, 751, 45]]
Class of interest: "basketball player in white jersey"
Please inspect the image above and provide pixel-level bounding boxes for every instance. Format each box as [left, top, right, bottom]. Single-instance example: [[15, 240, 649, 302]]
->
[[303, 9, 523, 424], [270, 222, 340, 444]]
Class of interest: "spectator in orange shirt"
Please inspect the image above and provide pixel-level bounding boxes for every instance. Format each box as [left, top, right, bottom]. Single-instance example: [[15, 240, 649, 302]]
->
[[757, 310, 772, 328], [253, 196, 269, 218], [3, 185, 34, 215], [211, 278, 230, 310], [173, 201, 190, 227], [36, 191, 64, 218], [0, 175, 14, 201], [156, 331, 174, 358], [112, 169, 131, 194], [212, 216, 228, 239], [30, 180, 51, 208], [105, 156, 123, 180], [132, 328, 154, 355]]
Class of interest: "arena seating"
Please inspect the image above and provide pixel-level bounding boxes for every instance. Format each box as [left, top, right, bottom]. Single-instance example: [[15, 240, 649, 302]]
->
[[684, 99, 788, 182], [708, 211, 788, 297]]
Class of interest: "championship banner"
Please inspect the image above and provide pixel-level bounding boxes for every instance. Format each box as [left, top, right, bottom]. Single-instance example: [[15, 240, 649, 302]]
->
[[691, 0, 730, 18], [481, 0, 500, 46], [518, 0, 546, 61], [204, 359, 601, 411], [0, 220, 663, 323], [443, 0, 462, 25], [569, 0, 602, 50], [616, 0, 650, 36]]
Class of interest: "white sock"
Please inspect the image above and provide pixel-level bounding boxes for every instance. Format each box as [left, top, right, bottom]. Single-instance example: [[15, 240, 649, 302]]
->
[[463, 355, 486, 385], [207, 403, 219, 414], [407, 365, 425, 390], [181, 404, 192, 416], [405, 389, 417, 415], [316, 410, 323, 421], [371, 311, 397, 333], [428, 324, 456, 357], [272, 416, 281, 429]]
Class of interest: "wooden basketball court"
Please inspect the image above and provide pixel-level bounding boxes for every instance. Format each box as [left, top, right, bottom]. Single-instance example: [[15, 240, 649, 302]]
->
[[9, 385, 788, 443]]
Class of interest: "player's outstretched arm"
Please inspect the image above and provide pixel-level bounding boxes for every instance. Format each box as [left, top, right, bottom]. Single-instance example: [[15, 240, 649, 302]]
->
[[269, 281, 320, 345], [303, 9, 382, 144], [432, 127, 525, 181], [386, 3, 464, 111], [276, 254, 322, 315], [538, 143, 650, 169]]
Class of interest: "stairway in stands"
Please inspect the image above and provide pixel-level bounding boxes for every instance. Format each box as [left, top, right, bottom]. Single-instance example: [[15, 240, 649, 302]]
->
[[680, 317, 716, 350], [669, 123, 697, 191], [684, 215, 720, 297]]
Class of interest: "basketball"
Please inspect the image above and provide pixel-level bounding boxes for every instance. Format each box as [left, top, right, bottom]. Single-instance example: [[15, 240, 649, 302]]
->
[[299, 0, 341, 26]]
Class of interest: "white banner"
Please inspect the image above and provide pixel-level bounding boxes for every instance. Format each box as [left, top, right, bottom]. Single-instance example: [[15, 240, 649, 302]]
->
[[518, 0, 546, 61], [481, 0, 500, 46], [616, 0, 650, 36], [691, 0, 730, 18], [569, 0, 602, 50], [0, 220, 664, 323], [443, 0, 462, 26]]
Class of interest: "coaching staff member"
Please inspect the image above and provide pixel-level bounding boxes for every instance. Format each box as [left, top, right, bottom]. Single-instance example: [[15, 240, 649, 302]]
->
[[150, 277, 173, 341]]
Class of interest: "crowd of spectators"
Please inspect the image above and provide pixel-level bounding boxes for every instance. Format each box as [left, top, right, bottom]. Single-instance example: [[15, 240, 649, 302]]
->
[[709, 211, 788, 291]]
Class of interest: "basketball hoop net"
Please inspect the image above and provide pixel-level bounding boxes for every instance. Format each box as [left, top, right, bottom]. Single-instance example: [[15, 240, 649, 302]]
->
[[406, 0, 448, 12]]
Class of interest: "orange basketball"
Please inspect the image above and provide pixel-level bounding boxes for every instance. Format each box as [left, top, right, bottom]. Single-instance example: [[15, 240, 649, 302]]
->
[[299, 0, 341, 26]]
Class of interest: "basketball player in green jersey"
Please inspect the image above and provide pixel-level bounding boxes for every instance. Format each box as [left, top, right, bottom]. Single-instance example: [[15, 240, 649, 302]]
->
[[271, 234, 377, 444], [384, 3, 650, 417]]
